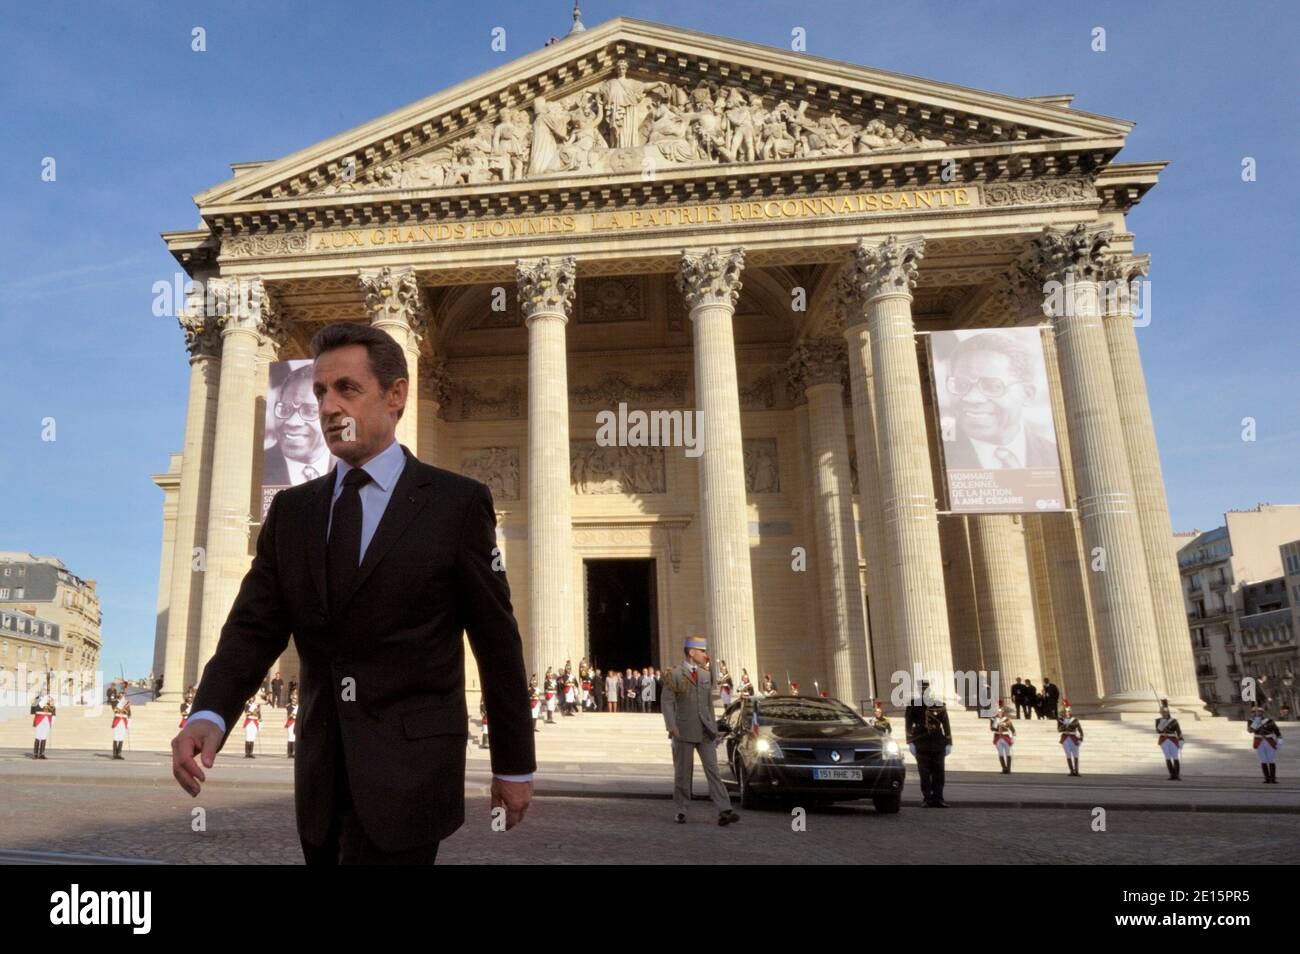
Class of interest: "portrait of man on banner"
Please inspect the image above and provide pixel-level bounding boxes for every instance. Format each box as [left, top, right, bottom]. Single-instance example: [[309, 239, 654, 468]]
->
[[931, 328, 1066, 514], [261, 359, 334, 518]]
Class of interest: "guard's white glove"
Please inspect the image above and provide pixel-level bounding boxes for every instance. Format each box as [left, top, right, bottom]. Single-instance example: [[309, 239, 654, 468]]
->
[[944, 745, 952, 757], [907, 743, 917, 757]]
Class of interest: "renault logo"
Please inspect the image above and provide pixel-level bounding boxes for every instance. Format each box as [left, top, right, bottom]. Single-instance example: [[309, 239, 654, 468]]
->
[[830, 750, 841, 762]]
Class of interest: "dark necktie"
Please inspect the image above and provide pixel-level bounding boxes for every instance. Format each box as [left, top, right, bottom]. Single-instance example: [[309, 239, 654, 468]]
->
[[326, 468, 372, 613]]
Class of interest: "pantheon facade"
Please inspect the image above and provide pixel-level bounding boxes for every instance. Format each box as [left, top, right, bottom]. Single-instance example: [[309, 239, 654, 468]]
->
[[151, 17, 1201, 715]]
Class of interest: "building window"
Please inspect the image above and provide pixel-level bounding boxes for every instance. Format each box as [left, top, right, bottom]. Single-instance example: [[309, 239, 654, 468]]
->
[[0, 588, 8, 599], [14, 588, 22, 599]]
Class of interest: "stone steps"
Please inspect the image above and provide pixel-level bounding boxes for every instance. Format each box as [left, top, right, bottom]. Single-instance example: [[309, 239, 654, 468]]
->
[[1, 703, 1270, 775]]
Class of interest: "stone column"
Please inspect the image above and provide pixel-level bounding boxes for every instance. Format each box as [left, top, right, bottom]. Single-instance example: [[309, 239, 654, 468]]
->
[[1026, 225, 1166, 710], [846, 236, 955, 696], [158, 293, 222, 701], [151, 455, 180, 685], [1023, 516, 1064, 686], [788, 338, 873, 706], [417, 354, 448, 467], [1101, 255, 1203, 711], [1037, 327, 1102, 708], [196, 278, 288, 670], [678, 247, 759, 675], [518, 257, 578, 676], [837, 273, 899, 699], [360, 266, 426, 453], [966, 515, 1043, 687]]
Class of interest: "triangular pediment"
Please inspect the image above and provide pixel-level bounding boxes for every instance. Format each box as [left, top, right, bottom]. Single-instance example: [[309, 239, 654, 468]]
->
[[196, 17, 1133, 210]]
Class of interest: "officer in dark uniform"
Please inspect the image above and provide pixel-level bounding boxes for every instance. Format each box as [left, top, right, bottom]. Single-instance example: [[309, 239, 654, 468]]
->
[[905, 680, 952, 807]]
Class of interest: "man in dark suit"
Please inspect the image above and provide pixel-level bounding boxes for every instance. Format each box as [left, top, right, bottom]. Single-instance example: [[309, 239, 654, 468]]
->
[[172, 322, 535, 864], [940, 332, 1059, 471], [1042, 678, 1060, 719]]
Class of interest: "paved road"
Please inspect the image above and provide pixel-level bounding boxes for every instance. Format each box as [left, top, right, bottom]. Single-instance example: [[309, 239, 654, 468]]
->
[[1, 778, 1294, 865], [1, 747, 1295, 864]]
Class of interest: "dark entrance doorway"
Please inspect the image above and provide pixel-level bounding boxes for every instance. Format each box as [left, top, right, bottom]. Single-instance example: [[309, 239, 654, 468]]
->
[[584, 558, 657, 673]]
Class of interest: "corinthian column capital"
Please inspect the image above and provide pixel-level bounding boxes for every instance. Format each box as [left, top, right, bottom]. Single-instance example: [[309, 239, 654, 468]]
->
[[359, 266, 427, 337], [677, 246, 745, 310], [787, 337, 847, 393], [516, 256, 577, 321], [1099, 253, 1151, 316], [1025, 224, 1114, 286], [208, 276, 288, 348], [848, 235, 925, 303], [179, 286, 221, 359], [990, 265, 1050, 324], [833, 268, 866, 331], [418, 353, 451, 406]]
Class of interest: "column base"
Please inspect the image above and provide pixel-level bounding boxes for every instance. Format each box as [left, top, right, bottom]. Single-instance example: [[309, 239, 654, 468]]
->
[[1092, 689, 1177, 715]]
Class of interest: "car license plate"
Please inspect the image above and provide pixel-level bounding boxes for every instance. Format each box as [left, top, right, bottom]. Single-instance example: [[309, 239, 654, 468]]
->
[[814, 768, 862, 781]]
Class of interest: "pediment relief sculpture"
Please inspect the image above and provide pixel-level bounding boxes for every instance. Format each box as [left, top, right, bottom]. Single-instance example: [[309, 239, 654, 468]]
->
[[311, 64, 968, 197]]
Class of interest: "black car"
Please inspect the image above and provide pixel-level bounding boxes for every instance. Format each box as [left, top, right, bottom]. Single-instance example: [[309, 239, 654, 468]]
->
[[719, 694, 905, 813]]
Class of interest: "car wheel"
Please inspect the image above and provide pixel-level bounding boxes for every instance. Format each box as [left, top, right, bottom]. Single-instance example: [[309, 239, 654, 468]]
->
[[873, 793, 901, 814]]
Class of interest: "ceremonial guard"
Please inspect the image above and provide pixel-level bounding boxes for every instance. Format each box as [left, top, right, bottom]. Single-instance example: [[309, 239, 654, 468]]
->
[[580, 671, 594, 711], [1156, 699, 1184, 780], [562, 675, 577, 717], [990, 702, 1016, 774], [529, 684, 542, 732], [718, 661, 734, 708], [868, 699, 891, 735], [110, 692, 131, 760], [478, 699, 490, 749], [544, 672, 558, 724], [760, 673, 778, 697], [285, 691, 299, 758], [661, 636, 739, 826], [1248, 706, 1282, 783], [1057, 699, 1084, 776], [243, 697, 261, 759], [738, 669, 754, 698], [178, 687, 195, 729], [31, 690, 55, 760], [905, 681, 952, 807]]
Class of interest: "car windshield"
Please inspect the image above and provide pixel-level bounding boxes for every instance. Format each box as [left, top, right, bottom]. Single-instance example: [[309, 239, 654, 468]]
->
[[756, 698, 864, 726]]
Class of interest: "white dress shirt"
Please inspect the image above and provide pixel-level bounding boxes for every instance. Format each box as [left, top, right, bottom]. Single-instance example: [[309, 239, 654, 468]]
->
[[189, 439, 531, 783]]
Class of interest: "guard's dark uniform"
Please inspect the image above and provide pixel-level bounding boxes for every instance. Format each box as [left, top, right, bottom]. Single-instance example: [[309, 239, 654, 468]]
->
[[905, 689, 952, 806]]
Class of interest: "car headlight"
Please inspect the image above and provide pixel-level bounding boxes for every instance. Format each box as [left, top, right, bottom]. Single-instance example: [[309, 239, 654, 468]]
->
[[882, 739, 901, 759], [755, 737, 784, 758]]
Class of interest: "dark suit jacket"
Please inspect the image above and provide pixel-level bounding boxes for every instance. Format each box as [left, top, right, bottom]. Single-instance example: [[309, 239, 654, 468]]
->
[[262, 442, 291, 485], [192, 445, 534, 852], [943, 427, 1059, 470]]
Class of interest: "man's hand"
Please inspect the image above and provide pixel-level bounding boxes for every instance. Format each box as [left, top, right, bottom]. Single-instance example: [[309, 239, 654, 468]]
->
[[491, 777, 533, 830], [667, 726, 680, 740], [172, 721, 223, 797]]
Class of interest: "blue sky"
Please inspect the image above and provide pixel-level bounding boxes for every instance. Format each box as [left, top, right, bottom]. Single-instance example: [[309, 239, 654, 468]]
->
[[1, 0, 1296, 676]]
